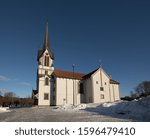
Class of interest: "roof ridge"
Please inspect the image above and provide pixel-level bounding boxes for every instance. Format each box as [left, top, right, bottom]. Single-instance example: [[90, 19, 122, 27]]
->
[[83, 68, 99, 79], [53, 69, 85, 80], [54, 69, 85, 75]]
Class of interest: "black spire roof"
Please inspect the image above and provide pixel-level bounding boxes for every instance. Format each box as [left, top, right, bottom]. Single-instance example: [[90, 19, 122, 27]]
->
[[37, 22, 54, 60]]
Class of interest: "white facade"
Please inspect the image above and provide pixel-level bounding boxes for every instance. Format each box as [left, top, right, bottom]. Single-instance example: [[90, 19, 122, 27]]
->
[[35, 67, 120, 106], [37, 49, 54, 106], [83, 68, 120, 104], [32, 23, 120, 106], [55, 78, 83, 105]]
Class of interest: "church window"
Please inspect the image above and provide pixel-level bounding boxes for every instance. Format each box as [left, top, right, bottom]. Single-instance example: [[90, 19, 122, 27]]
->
[[44, 56, 49, 66], [105, 82, 107, 85], [96, 81, 98, 84], [45, 71, 48, 75], [100, 87, 104, 91], [45, 77, 49, 85], [101, 94, 104, 99], [44, 93, 49, 100]]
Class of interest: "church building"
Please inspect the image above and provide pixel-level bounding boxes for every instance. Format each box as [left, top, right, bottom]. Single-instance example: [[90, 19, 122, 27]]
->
[[32, 23, 120, 106]]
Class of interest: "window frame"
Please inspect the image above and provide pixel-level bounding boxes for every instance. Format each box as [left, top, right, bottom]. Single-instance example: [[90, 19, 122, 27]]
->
[[45, 77, 49, 86], [100, 87, 104, 91], [44, 93, 49, 100], [44, 56, 49, 66], [45, 70, 48, 75]]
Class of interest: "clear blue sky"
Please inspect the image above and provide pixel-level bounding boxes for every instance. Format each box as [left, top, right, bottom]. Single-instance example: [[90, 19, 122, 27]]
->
[[0, 0, 150, 97]]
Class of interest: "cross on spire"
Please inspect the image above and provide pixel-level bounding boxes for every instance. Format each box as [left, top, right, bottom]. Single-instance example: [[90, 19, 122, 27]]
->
[[99, 59, 102, 68]]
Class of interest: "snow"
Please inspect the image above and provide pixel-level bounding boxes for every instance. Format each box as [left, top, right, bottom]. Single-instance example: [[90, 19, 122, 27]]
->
[[56, 96, 150, 121], [0, 96, 149, 121], [56, 104, 87, 110], [0, 107, 11, 113]]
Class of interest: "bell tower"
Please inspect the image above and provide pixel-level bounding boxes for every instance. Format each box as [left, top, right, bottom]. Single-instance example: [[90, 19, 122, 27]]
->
[[37, 22, 54, 106]]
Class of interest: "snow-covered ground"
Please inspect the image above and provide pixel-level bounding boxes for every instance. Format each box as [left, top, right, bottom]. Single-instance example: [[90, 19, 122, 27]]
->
[[0, 96, 149, 121], [0, 107, 11, 113], [56, 96, 150, 121]]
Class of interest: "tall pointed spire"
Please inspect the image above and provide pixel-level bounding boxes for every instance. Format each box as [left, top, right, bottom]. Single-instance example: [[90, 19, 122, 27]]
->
[[38, 21, 54, 60], [43, 21, 49, 50]]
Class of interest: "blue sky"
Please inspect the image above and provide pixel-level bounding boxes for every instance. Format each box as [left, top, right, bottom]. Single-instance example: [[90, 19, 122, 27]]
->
[[0, 0, 150, 97]]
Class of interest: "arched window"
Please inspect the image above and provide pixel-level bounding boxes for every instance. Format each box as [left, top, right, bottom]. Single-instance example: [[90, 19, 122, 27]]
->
[[45, 77, 49, 86], [44, 56, 49, 66]]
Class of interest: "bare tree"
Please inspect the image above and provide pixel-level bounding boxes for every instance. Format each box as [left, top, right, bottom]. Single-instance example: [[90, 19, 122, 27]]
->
[[4, 92, 16, 97], [0, 91, 33, 107], [3, 92, 16, 106], [135, 81, 150, 97], [130, 91, 137, 99]]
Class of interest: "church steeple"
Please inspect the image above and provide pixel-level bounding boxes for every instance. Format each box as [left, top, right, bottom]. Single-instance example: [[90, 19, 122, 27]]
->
[[38, 21, 54, 60], [43, 21, 49, 50]]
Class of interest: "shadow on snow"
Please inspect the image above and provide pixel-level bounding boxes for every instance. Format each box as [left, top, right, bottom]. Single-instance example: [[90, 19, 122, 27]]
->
[[82, 101, 150, 122]]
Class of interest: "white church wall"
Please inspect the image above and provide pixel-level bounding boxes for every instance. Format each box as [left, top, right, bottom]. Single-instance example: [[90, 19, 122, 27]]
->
[[37, 49, 54, 106], [38, 76, 51, 106], [55, 78, 82, 105], [66, 79, 73, 105], [109, 84, 120, 102], [83, 78, 93, 103], [37, 68, 120, 106], [38, 67, 54, 75], [113, 84, 120, 101], [56, 78, 67, 105], [109, 84, 115, 102], [92, 69, 111, 103], [109, 84, 114, 102]]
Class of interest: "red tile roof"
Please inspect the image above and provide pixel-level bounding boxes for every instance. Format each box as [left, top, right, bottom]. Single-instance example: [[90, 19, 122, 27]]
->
[[53, 69, 85, 80], [53, 69, 120, 84]]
